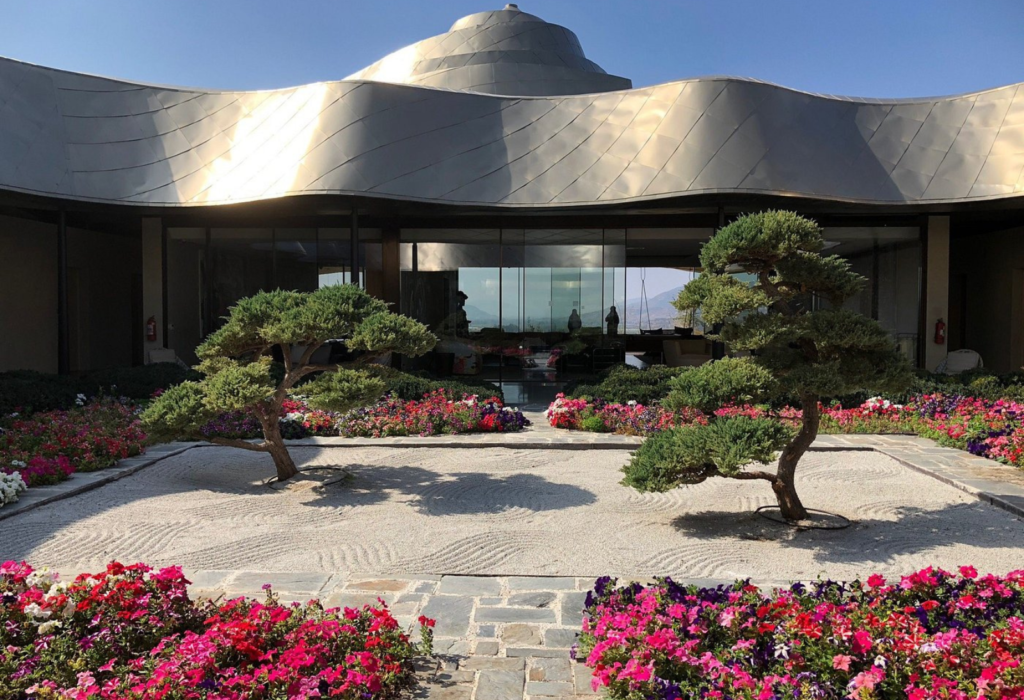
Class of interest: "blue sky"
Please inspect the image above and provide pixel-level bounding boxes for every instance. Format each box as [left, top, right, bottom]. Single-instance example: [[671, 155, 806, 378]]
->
[[3, 1, 1023, 98]]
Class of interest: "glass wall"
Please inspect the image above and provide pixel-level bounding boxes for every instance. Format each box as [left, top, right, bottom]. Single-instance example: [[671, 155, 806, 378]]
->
[[165, 226, 377, 363], [820, 227, 922, 363]]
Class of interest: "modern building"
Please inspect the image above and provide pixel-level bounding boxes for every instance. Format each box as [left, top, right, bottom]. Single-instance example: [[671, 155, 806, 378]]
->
[[2, 5, 1023, 400]]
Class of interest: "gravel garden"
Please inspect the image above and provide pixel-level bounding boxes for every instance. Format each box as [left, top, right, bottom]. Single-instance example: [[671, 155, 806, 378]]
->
[[4, 213, 1024, 699]]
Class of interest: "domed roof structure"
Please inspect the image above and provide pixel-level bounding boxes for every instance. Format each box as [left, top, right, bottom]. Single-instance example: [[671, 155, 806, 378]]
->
[[346, 4, 632, 96], [0, 6, 1021, 208]]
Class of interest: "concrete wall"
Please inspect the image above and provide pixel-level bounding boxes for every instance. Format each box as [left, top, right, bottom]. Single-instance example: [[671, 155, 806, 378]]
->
[[950, 225, 1024, 373], [0, 215, 58, 372]]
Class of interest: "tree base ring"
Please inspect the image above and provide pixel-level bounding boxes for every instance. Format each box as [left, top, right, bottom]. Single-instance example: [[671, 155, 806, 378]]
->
[[263, 466, 352, 490], [755, 505, 852, 530]]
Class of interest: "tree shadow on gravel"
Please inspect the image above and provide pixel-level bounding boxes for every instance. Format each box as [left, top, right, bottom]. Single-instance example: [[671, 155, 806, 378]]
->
[[299, 462, 598, 515], [669, 501, 1024, 567]]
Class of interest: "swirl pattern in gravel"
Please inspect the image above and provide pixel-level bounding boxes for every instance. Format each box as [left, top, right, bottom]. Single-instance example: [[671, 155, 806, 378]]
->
[[1, 447, 1021, 579]]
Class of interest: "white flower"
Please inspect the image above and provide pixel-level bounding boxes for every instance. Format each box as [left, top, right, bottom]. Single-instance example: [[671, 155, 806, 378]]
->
[[75, 393, 87, 406], [918, 642, 939, 653], [23, 603, 50, 619], [774, 643, 790, 659], [11, 460, 26, 468], [37, 620, 62, 635], [26, 568, 55, 589], [0, 472, 28, 507], [873, 655, 887, 668]]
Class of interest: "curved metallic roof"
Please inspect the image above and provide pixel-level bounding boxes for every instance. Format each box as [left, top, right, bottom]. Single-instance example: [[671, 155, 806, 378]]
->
[[0, 5, 1022, 209]]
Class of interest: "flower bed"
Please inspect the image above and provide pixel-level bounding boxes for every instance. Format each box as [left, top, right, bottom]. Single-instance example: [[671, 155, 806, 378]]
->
[[198, 391, 530, 441], [547, 393, 1024, 467], [0, 399, 147, 501], [340, 391, 529, 438], [1, 560, 433, 699], [578, 567, 1024, 700]]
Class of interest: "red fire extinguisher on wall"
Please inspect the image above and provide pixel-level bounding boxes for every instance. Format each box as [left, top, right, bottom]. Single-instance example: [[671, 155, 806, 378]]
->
[[146, 316, 157, 343], [934, 318, 946, 345]]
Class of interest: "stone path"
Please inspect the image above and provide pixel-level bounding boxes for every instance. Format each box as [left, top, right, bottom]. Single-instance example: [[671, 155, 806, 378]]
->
[[180, 572, 605, 700]]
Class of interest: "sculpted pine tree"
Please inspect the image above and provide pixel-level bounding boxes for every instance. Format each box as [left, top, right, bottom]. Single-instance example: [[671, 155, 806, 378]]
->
[[623, 211, 912, 520], [142, 285, 436, 481]]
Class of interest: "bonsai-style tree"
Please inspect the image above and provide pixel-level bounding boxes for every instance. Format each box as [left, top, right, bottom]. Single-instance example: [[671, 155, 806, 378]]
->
[[142, 285, 436, 481], [623, 211, 912, 520]]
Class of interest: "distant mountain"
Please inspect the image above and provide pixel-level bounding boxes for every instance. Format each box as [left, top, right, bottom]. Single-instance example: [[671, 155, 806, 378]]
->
[[623, 285, 692, 331], [462, 284, 700, 332]]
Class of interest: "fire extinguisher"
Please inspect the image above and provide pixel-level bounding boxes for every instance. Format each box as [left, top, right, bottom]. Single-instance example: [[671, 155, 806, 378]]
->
[[934, 318, 946, 345], [146, 316, 157, 343]]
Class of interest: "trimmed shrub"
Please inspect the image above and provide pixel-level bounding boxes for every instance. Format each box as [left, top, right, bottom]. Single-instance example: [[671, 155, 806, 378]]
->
[[569, 364, 688, 405], [363, 365, 503, 402]]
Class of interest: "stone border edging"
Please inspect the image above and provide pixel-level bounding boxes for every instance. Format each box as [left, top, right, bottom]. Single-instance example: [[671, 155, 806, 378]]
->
[[0, 443, 200, 522]]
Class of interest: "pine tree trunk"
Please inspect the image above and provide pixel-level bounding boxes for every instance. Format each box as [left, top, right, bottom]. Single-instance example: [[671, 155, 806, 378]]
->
[[772, 395, 819, 521], [262, 415, 299, 481]]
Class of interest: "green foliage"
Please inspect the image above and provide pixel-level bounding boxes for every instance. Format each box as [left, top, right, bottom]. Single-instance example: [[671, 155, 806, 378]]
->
[[567, 365, 689, 405], [622, 417, 793, 491], [579, 415, 610, 433], [142, 285, 437, 463], [698, 210, 824, 273], [303, 369, 386, 412], [663, 357, 775, 413], [348, 313, 437, 357], [362, 366, 504, 402], [0, 364, 197, 416], [140, 382, 214, 442]]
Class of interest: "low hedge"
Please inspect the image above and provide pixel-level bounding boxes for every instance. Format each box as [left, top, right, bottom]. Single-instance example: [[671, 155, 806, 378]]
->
[[568, 364, 689, 406], [0, 364, 198, 416], [0, 364, 501, 417], [363, 365, 503, 402]]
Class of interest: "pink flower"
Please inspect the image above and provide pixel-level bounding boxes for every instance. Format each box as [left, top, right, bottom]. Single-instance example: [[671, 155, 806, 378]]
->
[[960, 565, 978, 579], [833, 654, 853, 671]]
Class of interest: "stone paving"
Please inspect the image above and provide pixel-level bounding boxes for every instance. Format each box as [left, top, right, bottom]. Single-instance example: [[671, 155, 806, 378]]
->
[[178, 572, 611, 700]]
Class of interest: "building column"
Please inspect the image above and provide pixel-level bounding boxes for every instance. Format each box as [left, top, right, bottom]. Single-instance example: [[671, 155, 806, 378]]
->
[[924, 215, 950, 371], [56, 210, 69, 374], [141, 217, 163, 362], [381, 226, 401, 309]]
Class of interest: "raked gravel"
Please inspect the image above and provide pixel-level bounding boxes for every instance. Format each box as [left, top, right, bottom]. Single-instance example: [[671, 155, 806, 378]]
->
[[2, 446, 1022, 580]]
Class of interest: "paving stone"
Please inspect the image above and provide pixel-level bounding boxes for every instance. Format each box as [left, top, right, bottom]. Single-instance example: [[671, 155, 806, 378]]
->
[[421, 595, 475, 638], [507, 577, 576, 591], [543, 628, 579, 648], [559, 592, 588, 627], [346, 578, 410, 591], [474, 640, 500, 655], [475, 669, 524, 700], [459, 656, 525, 671], [508, 591, 556, 608], [573, 668, 599, 695], [435, 670, 476, 684], [413, 581, 439, 594], [528, 658, 571, 682], [416, 683, 473, 700], [323, 591, 395, 609], [476, 624, 497, 637], [506, 647, 570, 658], [477, 606, 556, 624], [526, 681, 573, 696], [502, 623, 541, 646], [186, 570, 233, 589], [397, 593, 426, 604], [228, 571, 330, 594], [438, 576, 502, 596], [480, 596, 504, 605]]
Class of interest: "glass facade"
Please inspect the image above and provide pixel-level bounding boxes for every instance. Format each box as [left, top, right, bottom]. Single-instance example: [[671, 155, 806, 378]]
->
[[162, 222, 925, 394]]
